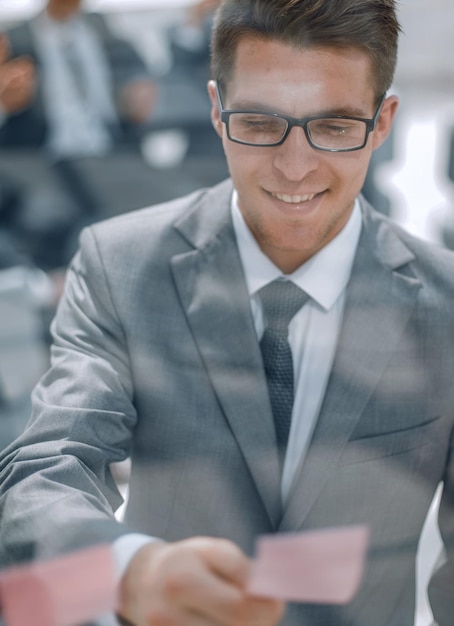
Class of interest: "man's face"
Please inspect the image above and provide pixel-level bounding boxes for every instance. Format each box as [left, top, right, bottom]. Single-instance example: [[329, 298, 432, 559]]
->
[[208, 38, 398, 273], [46, 0, 82, 21]]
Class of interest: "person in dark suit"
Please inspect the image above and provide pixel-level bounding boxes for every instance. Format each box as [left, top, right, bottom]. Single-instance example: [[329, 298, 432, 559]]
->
[[0, 0, 155, 154], [0, 32, 33, 264], [167, 0, 218, 97], [0, 0, 156, 270], [1, 2, 454, 626]]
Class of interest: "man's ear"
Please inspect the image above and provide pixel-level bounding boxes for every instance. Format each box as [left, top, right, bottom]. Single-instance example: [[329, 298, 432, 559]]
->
[[207, 80, 223, 138], [372, 94, 399, 150]]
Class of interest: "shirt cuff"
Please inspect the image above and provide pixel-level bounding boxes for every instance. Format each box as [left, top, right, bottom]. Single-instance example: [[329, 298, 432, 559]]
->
[[106, 534, 160, 626], [113, 533, 160, 580]]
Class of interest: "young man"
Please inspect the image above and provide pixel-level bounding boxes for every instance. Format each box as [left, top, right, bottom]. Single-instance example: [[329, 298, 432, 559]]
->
[[1, 2, 453, 625]]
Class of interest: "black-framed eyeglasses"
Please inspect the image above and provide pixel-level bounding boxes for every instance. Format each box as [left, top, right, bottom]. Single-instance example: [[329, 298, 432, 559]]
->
[[215, 82, 386, 152]]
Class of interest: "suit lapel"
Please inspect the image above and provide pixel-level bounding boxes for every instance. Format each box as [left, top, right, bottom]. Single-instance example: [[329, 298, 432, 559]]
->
[[280, 203, 422, 531], [170, 181, 282, 528]]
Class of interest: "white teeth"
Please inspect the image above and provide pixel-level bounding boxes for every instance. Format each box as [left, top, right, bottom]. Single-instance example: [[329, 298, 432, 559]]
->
[[273, 192, 316, 203]]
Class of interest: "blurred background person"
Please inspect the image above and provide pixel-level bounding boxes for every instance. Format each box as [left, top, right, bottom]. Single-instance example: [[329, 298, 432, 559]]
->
[[0, 0, 157, 271], [0, 31, 35, 267], [0, 0, 156, 156], [0, 0, 232, 275], [0, 25, 78, 272], [159, 0, 223, 160], [168, 0, 217, 99], [0, 36, 63, 450]]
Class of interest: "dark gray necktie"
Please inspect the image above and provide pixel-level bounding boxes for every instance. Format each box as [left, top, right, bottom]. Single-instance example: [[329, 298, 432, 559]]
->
[[258, 279, 309, 463], [63, 37, 87, 100]]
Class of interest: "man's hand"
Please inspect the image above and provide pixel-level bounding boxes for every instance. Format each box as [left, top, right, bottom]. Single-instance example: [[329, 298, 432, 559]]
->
[[117, 537, 285, 626], [0, 35, 35, 114]]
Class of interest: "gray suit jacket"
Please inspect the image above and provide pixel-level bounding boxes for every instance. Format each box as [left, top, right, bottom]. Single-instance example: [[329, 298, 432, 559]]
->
[[1, 179, 454, 626]]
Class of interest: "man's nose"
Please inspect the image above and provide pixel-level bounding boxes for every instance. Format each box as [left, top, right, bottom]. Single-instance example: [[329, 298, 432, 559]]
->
[[272, 125, 320, 180]]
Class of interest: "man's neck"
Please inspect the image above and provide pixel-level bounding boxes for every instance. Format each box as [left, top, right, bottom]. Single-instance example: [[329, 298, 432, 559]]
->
[[45, 7, 79, 23]]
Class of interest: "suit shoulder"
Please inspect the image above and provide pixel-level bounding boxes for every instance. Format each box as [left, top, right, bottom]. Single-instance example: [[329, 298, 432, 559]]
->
[[361, 201, 454, 298], [83, 186, 210, 249], [386, 220, 454, 296], [85, 12, 113, 39], [6, 22, 33, 56], [396, 224, 454, 270]]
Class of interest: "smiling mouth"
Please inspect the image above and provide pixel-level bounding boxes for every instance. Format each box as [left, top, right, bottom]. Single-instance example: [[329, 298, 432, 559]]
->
[[270, 191, 321, 204]]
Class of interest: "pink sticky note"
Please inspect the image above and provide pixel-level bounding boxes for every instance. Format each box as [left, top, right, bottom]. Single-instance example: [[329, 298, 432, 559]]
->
[[247, 525, 369, 604], [0, 544, 117, 626]]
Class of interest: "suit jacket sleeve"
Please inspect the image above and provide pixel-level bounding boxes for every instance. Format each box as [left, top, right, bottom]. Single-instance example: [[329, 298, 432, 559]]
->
[[0, 227, 136, 565], [428, 418, 454, 626]]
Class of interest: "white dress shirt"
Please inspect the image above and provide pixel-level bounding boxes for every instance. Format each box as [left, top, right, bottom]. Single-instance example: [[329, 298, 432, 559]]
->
[[31, 11, 118, 157], [113, 192, 362, 584], [231, 192, 362, 502]]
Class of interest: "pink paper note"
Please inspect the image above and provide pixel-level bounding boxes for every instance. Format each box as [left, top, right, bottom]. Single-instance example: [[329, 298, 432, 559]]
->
[[247, 525, 369, 604], [0, 544, 117, 626]]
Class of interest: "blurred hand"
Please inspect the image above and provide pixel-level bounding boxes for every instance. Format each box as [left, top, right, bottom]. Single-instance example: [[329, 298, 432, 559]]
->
[[0, 33, 10, 64], [119, 79, 156, 125], [117, 537, 285, 626], [0, 35, 35, 114]]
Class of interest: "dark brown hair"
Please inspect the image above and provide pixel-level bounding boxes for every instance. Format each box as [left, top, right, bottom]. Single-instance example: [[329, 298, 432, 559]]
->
[[211, 0, 401, 100]]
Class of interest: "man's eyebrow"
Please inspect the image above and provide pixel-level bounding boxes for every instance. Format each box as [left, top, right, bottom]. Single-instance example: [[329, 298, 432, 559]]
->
[[316, 105, 369, 118], [226, 99, 370, 118]]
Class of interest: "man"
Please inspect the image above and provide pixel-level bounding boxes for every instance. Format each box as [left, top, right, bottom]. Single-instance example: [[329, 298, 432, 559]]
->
[[1, 2, 453, 626], [0, 0, 155, 155]]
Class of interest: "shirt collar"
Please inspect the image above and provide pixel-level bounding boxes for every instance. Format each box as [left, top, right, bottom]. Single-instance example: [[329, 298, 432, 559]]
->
[[37, 10, 81, 34], [231, 191, 362, 311]]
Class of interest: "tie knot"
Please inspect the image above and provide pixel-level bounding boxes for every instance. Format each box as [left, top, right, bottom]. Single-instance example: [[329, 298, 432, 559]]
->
[[258, 279, 309, 335]]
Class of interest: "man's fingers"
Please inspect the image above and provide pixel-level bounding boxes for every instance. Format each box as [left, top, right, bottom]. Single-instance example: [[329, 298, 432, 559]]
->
[[119, 537, 285, 626], [188, 537, 251, 586], [0, 34, 10, 64], [162, 537, 285, 626], [8, 56, 35, 77], [170, 567, 284, 626], [0, 56, 35, 111]]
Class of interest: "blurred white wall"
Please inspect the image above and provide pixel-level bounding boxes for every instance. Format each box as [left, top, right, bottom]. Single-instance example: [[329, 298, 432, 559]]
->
[[0, 0, 194, 20]]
